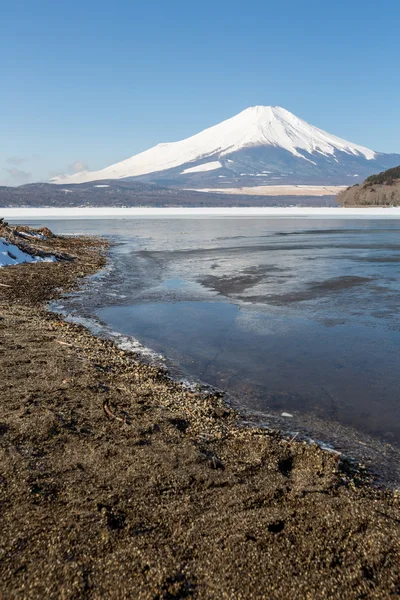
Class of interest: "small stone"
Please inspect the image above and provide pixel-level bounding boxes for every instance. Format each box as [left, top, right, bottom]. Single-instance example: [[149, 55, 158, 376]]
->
[[210, 456, 224, 470], [214, 406, 228, 419]]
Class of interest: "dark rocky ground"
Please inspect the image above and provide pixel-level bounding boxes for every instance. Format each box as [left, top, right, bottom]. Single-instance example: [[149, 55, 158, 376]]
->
[[0, 223, 399, 599]]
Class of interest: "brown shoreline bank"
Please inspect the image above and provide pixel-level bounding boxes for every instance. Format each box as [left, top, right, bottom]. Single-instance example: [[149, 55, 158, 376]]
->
[[1, 223, 400, 599]]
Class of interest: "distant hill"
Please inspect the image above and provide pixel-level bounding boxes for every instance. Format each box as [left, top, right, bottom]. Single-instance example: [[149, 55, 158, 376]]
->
[[338, 165, 400, 206], [0, 180, 337, 208]]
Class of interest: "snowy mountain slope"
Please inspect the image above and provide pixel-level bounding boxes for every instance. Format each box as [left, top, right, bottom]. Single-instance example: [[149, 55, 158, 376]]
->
[[51, 106, 400, 187]]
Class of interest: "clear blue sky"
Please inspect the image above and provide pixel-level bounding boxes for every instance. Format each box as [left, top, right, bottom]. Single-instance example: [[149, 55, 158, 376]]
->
[[1, 0, 399, 184]]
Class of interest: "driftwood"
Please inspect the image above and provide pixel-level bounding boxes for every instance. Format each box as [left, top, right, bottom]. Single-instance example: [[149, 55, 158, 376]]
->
[[1, 222, 74, 263], [103, 399, 125, 423], [55, 340, 75, 347]]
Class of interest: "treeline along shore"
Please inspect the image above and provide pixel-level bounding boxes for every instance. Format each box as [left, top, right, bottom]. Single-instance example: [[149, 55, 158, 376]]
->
[[0, 221, 400, 599]]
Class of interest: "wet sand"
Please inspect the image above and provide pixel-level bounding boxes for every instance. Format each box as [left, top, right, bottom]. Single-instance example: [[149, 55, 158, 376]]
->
[[1, 222, 400, 599]]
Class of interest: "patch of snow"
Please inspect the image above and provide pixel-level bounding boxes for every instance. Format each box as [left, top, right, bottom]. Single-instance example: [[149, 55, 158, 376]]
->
[[50, 106, 377, 185], [0, 237, 54, 267], [94, 184, 110, 188], [181, 161, 222, 174], [185, 185, 346, 197], [18, 231, 46, 240]]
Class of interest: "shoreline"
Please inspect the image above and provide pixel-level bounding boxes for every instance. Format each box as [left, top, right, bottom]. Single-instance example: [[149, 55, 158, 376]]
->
[[52, 294, 400, 491], [1, 223, 400, 598]]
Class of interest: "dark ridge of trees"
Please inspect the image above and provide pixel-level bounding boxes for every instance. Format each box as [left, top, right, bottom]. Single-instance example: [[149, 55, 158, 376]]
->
[[365, 165, 400, 186]]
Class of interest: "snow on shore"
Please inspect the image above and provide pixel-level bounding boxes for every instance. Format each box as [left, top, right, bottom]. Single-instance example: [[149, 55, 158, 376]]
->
[[0, 237, 53, 267], [2, 207, 400, 220]]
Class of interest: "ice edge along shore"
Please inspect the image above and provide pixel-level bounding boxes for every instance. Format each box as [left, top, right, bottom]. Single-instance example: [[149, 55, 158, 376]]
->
[[2, 207, 400, 219]]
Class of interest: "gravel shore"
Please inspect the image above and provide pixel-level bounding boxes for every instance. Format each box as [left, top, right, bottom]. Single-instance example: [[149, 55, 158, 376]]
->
[[0, 222, 399, 599]]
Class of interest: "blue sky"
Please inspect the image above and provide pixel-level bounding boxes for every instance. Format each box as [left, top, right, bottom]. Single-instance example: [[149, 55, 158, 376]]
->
[[1, 0, 399, 184]]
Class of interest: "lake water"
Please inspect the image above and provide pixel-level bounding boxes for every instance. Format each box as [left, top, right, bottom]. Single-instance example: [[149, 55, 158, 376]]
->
[[19, 217, 400, 485]]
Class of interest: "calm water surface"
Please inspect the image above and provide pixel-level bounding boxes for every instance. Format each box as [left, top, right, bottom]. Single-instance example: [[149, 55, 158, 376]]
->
[[20, 217, 400, 484]]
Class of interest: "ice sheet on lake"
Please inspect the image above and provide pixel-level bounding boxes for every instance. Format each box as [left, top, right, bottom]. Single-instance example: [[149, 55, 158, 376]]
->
[[3, 207, 400, 220]]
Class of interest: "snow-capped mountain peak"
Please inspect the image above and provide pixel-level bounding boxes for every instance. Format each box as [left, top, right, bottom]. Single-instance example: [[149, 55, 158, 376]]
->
[[220, 105, 376, 160], [51, 106, 398, 187]]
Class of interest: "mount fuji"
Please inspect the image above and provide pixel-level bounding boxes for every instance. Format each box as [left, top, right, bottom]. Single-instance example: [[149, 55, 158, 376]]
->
[[51, 106, 400, 189]]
